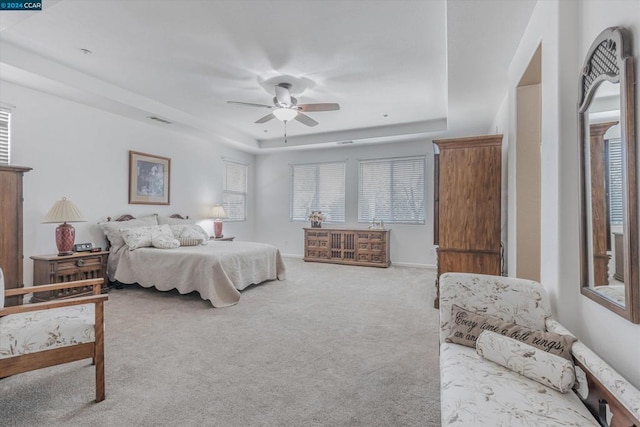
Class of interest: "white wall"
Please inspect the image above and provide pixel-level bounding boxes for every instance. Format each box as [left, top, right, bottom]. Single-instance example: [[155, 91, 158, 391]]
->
[[496, 0, 640, 387], [0, 80, 255, 287], [254, 140, 436, 267]]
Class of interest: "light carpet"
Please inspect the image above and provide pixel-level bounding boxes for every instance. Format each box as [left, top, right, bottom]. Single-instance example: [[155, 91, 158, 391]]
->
[[1, 257, 440, 427]]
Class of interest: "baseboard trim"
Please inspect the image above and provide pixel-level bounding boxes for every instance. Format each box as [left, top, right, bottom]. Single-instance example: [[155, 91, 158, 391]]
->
[[281, 253, 303, 259], [281, 253, 435, 270], [392, 262, 436, 269]]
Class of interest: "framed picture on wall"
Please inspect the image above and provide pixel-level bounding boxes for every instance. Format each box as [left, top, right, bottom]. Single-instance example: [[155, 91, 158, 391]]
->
[[128, 151, 171, 205]]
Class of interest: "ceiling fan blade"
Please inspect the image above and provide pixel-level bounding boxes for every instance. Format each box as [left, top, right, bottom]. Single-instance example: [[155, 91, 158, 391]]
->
[[294, 113, 319, 127], [227, 100, 273, 109], [275, 84, 292, 105], [255, 113, 275, 124], [297, 103, 340, 112]]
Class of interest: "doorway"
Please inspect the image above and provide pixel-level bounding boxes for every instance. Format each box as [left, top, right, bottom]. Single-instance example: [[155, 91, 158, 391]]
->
[[515, 45, 542, 281]]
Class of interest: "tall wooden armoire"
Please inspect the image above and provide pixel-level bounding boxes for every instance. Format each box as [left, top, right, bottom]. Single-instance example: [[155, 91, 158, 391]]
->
[[433, 135, 502, 308], [0, 165, 32, 306]]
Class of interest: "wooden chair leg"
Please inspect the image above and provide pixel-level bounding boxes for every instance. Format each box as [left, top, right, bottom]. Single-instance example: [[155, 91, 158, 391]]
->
[[95, 352, 105, 402]]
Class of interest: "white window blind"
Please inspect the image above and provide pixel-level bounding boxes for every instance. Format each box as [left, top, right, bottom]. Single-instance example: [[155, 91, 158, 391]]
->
[[358, 156, 426, 224], [0, 108, 10, 165], [290, 161, 346, 222], [607, 138, 623, 225], [223, 160, 248, 221]]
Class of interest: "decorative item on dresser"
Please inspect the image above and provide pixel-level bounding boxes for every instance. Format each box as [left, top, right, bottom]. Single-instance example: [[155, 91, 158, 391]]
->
[[0, 165, 32, 306], [41, 197, 87, 256], [304, 228, 390, 267], [308, 211, 325, 228], [433, 134, 503, 308], [30, 251, 109, 302]]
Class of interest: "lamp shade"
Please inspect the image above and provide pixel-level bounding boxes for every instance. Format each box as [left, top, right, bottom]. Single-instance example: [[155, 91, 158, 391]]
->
[[42, 197, 87, 223], [273, 108, 298, 122], [210, 205, 227, 220]]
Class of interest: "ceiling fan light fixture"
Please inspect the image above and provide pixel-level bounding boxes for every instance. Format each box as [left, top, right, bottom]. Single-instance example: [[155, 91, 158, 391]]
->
[[273, 108, 298, 122]]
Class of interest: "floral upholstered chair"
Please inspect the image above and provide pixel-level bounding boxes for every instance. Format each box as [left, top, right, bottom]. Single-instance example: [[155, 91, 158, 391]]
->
[[0, 269, 108, 402]]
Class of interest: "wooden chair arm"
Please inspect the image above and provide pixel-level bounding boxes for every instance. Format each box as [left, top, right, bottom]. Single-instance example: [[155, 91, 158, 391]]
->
[[0, 294, 108, 316], [3, 278, 104, 297]]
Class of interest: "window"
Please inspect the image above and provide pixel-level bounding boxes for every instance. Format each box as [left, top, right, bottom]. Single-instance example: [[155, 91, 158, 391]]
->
[[607, 138, 623, 225], [358, 156, 426, 224], [223, 160, 248, 221], [290, 161, 346, 223], [0, 108, 10, 165]]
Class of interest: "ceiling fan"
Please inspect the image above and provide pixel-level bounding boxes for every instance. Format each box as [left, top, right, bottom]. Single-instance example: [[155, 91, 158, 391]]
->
[[227, 83, 340, 127]]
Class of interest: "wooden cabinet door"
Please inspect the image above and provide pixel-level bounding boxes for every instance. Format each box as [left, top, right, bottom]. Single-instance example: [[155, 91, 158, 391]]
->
[[437, 141, 501, 252]]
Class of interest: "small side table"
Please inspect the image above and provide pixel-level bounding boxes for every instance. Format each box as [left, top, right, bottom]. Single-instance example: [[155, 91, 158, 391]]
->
[[211, 236, 235, 241], [30, 251, 110, 301]]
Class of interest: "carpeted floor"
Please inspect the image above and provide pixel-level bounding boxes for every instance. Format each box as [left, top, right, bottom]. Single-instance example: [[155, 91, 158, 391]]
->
[[1, 258, 441, 427]]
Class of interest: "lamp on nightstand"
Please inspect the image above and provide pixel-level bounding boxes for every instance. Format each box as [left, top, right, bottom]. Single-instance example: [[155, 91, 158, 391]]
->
[[42, 197, 87, 256], [210, 205, 227, 239]]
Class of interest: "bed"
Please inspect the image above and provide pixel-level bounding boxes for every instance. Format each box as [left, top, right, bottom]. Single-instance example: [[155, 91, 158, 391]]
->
[[101, 214, 286, 307]]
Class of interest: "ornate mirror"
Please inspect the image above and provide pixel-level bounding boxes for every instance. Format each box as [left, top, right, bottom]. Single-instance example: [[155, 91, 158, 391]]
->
[[579, 27, 638, 323]]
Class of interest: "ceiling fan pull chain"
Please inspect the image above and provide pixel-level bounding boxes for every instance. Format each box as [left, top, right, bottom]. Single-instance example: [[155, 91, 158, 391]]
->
[[284, 120, 288, 143]]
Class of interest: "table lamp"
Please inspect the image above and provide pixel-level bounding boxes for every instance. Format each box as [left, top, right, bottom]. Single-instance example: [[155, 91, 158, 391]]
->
[[210, 205, 227, 239], [42, 197, 87, 256]]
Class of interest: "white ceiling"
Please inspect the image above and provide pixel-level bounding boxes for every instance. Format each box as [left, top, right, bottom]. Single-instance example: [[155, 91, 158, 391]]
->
[[0, 0, 536, 153]]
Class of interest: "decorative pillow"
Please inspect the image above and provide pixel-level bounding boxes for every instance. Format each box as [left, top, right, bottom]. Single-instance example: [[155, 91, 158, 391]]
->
[[179, 237, 204, 246], [99, 214, 158, 249], [447, 304, 576, 360], [158, 216, 193, 225], [121, 225, 156, 250], [476, 330, 576, 393], [150, 224, 180, 249], [169, 224, 209, 243]]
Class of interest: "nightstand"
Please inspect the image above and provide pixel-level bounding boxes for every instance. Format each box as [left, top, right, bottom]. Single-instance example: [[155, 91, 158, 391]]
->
[[211, 236, 235, 241], [30, 251, 110, 302]]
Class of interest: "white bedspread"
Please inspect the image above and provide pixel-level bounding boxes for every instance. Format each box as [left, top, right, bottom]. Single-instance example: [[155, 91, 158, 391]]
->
[[109, 241, 286, 307]]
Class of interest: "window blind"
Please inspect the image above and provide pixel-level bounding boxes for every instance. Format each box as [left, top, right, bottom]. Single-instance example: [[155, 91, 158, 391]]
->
[[223, 160, 248, 221], [607, 138, 623, 225], [358, 156, 426, 224], [0, 108, 10, 165], [290, 161, 346, 222]]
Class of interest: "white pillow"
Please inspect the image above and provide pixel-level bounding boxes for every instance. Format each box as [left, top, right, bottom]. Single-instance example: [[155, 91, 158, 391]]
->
[[0, 267, 5, 309], [169, 224, 209, 243], [151, 224, 180, 249], [476, 330, 576, 393], [121, 225, 156, 250], [99, 214, 158, 249]]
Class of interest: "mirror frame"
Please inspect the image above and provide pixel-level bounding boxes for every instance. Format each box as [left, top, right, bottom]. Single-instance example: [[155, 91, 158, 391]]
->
[[578, 26, 638, 323]]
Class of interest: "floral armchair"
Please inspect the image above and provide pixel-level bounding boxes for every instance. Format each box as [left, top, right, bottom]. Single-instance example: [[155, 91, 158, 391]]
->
[[0, 270, 108, 402]]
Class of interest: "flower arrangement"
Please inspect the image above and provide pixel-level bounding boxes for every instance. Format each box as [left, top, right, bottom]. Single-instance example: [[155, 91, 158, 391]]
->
[[308, 211, 325, 227]]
